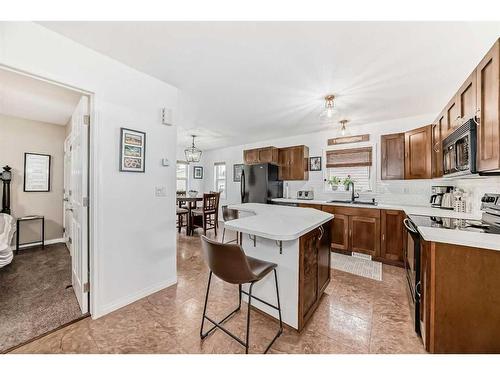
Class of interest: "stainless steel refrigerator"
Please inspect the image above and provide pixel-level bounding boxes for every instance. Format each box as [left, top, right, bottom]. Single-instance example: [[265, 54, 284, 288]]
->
[[240, 163, 283, 204]]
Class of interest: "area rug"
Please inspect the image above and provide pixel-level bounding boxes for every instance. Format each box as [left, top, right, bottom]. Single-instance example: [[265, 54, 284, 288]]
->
[[332, 252, 382, 281], [0, 243, 83, 352]]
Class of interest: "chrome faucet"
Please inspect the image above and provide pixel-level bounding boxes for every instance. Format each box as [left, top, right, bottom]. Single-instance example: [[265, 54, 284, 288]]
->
[[347, 181, 359, 202]]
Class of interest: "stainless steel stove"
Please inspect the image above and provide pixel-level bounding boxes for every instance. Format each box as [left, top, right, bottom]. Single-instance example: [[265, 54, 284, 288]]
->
[[409, 193, 500, 235]]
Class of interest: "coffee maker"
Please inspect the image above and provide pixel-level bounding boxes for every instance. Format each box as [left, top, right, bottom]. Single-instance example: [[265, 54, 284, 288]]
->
[[430, 186, 454, 208]]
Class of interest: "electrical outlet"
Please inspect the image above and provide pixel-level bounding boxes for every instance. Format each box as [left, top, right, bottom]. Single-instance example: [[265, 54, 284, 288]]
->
[[155, 186, 167, 197]]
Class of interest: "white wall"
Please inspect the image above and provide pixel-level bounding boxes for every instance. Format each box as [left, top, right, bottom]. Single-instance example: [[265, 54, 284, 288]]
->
[[0, 22, 179, 318], [198, 114, 500, 216]]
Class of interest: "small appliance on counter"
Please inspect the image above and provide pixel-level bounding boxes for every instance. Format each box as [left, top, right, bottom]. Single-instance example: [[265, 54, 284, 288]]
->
[[297, 190, 314, 200], [430, 186, 454, 208]]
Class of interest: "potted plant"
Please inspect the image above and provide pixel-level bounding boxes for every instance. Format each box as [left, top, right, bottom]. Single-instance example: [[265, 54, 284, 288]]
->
[[327, 176, 341, 191], [342, 175, 354, 190]]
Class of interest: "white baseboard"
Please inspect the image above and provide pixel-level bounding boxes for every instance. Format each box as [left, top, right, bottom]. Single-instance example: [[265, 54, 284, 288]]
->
[[93, 276, 178, 319], [10, 237, 66, 251]]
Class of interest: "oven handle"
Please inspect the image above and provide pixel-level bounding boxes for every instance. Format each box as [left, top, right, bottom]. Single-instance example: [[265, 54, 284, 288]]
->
[[403, 218, 418, 234]]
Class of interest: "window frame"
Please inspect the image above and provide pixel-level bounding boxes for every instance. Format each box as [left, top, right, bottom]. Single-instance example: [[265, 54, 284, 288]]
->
[[176, 160, 189, 193], [213, 162, 227, 199]]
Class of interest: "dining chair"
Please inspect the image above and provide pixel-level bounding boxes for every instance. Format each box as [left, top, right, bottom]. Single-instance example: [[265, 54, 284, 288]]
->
[[176, 207, 189, 234], [190, 193, 219, 236]]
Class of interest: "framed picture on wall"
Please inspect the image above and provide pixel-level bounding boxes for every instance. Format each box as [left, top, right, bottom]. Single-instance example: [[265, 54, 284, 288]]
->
[[120, 128, 146, 172], [24, 153, 51, 192], [233, 164, 244, 182], [309, 156, 322, 171], [193, 166, 203, 179]]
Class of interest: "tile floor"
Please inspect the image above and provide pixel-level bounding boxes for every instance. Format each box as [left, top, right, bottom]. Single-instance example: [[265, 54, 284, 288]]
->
[[11, 227, 425, 354]]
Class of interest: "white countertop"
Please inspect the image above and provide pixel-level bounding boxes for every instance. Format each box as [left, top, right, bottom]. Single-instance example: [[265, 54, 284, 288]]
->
[[272, 198, 500, 251], [414, 226, 500, 251], [271, 198, 481, 220], [225, 203, 333, 241]]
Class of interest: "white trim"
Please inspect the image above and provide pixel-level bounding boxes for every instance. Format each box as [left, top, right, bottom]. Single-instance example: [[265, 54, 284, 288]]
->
[[11, 237, 66, 251], [92, 276, 177, 319]]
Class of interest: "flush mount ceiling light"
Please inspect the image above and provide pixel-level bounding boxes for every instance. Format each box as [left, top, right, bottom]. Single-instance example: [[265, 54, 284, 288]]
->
[[323, 94, 335, 119], [339, 119, 349, 136], [185, 135, 202, 163]]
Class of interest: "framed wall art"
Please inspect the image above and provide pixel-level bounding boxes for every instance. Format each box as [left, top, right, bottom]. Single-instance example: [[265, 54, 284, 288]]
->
[[24, 153, 51, 192], [309, 156, 322, 171], [120, 128, 146, 173], [193, 166, 203, 179], [233, 164, 244, 182]]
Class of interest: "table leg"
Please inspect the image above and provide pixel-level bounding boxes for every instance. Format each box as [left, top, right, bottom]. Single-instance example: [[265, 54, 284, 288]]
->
[[16, 220, 20, 255], [42, 217, 45, 249]]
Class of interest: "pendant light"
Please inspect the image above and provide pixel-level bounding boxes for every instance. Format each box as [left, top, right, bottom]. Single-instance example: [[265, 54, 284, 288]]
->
[[323, 95, 335, 118], [185, 135, 202, 163], [339, 119, 349, 136]]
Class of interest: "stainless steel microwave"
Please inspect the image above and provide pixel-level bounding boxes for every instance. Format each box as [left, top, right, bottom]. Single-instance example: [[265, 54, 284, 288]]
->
[[442, 119, 477, 178]]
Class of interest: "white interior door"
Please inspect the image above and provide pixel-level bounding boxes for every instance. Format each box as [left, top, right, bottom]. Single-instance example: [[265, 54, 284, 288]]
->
[[69, 96, 89, 314], [63, 136, 72, 256]]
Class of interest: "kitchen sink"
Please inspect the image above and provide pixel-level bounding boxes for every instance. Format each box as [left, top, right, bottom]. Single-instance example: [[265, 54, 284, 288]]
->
[[327, 199, 352, 204]]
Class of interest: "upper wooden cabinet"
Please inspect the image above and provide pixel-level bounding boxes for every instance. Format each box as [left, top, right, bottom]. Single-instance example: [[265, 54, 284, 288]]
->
[[404, 125, 433, 179], [431, 122, 443, 178], [381, 133, 405, 180], [476, 39, 500, 173], [278, 145, 309, 180], [243, 146, 279, 165], [458, 71, 477, 124]]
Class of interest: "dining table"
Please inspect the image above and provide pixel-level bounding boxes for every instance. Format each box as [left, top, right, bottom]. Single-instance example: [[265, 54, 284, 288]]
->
[[176, 196, 203, 235]]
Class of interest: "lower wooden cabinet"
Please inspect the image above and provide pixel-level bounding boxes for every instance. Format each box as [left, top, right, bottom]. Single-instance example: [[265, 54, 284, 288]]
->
[[321, 205, 405, 266], [349, 215, 380, 258], [298, 220, 331, 330], [380, 209, 405, 266]]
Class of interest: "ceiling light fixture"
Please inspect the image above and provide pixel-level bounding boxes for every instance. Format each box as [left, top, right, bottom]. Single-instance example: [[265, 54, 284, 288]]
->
[[324, 95, 335, 118], [185, 135, 202, 163], [339, 119, 349, 136]]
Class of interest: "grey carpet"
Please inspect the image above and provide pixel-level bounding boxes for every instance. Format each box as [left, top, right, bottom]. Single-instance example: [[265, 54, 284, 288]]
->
[[0, 243, 83, 352]]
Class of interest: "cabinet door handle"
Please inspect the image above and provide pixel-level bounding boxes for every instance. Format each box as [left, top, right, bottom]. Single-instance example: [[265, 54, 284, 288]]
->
[[382, 234, 385, 241]]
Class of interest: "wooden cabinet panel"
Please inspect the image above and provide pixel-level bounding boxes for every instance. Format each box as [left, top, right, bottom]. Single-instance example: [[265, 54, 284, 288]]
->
[[243, 146, 278, 165], [349, 215, 380, 258], [431, 122, 443, 178], [318, 222, 331, 296], [301, 229, 318, 318], [298, 203, 322, 210], [278, 145, 309, 180], [444, 98, 459, 139], [298, 221, 331, 331], [458, 71, 477, 123], [243, 149, 259, 164], [381, 133, 405, 180], [380, 210, 405, 265], [332, 214, 349, 251], [476, 39, 500, 173], [405, 125, 432, 179]]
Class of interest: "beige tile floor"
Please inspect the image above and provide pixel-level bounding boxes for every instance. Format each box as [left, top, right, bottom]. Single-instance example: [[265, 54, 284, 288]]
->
[[11, 227, 426, 354]]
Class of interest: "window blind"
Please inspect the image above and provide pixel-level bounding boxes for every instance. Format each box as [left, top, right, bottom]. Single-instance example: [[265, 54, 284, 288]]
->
[[326, 147, 372, 168]]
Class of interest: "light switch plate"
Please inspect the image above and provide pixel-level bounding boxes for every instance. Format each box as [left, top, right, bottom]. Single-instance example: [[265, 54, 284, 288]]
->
[[155, 186, 167, 197]]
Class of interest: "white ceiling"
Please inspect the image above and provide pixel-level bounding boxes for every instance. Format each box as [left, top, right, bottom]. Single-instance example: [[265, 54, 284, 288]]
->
[[39, 22, 500, 149], [0, 68, 82, 125]]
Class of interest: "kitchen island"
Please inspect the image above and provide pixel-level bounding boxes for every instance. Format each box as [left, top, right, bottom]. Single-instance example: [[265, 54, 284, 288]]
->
[[225, 203, 333, 331]]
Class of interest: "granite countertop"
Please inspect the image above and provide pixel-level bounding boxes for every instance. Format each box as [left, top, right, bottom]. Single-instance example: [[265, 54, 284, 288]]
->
[[225, 203, 333, 241]]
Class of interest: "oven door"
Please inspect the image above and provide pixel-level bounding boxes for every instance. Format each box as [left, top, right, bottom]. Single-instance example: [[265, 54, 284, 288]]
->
[[455, 134, 470, 172], [403, 218, 421, 335]]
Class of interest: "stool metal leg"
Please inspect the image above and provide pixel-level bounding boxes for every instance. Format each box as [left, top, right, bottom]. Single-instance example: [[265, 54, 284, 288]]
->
[[245, 282, 255, 354], [200, 270, 283, 354]]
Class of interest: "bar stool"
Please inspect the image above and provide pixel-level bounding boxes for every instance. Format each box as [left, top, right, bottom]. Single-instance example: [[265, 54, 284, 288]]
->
[[200, 235, 283, 354]]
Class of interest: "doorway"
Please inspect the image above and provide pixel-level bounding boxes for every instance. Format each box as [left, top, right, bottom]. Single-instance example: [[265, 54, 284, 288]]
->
[[0, 67, 91, 352]]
